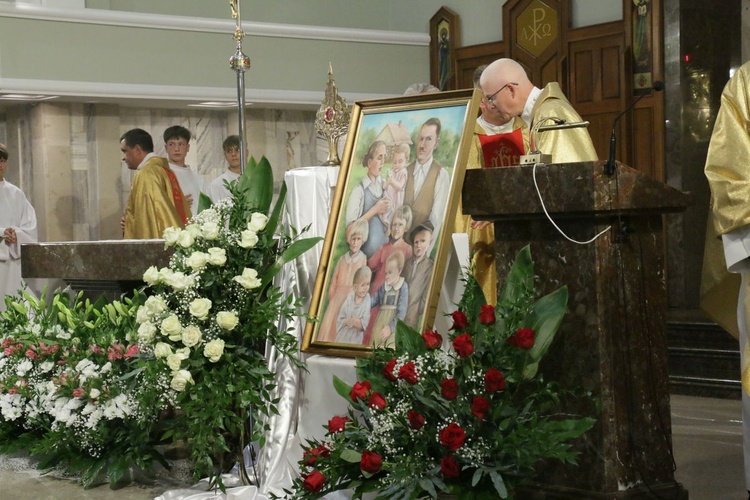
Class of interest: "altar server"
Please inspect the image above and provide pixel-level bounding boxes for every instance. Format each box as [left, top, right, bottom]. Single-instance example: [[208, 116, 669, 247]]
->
[[0, 143, 37, 311]]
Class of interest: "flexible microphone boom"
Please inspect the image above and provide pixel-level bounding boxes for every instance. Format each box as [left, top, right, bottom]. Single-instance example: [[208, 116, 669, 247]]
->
[[604, 80, 664, 176]]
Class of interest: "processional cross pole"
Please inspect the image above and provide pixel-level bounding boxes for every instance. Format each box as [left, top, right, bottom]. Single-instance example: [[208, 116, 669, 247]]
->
[[228, 0, 251, 175]]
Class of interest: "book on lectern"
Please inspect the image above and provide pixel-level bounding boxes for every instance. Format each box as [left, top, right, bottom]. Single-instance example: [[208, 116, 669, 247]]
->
[[478, 128, 525, 168]]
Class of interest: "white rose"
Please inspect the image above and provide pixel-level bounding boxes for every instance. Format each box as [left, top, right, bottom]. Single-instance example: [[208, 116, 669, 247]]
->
[[189, 298, 212, 320], [185, 224, 202, 238], [167, 271, 193, 292], [181, 325, 202, 348], [143, 266, 160, 285], [177, 230, 195, 248], [144, 295, 167, 316], [185, 251, 209, 271], [137, 322, 157, 344], [153, 342, 173, 358], [163, 227, 181, 246], [158, 267, 174, 283], [16, 359, 32, 376], [247, 212, 269, 232], [166, 353, 184, 371], [203, 339, 225, 363], [238, 229, 258, 248], [89, 388, 100, 399], [136, 306, 151, 324], [201, 222, 220, 240], [170, 370, 194, 392], [233, 268, 261, 290], [207, 247, 227, 266], [216, 311, 239, 331], [160, 314, 182, 337]]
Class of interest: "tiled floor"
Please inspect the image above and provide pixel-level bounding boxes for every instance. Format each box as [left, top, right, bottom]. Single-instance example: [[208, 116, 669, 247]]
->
[[0, 394, 744, 499]]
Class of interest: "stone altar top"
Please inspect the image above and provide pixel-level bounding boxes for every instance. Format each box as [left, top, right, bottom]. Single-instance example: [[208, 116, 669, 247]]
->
[[21, 239, 171, 281]]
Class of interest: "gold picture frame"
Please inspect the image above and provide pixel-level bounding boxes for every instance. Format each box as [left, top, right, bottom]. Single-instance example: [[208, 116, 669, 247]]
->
[[302, 89, 481, 357]]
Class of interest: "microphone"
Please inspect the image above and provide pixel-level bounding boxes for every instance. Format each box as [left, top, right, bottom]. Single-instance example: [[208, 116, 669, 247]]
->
[[604, 80, 664, 176]]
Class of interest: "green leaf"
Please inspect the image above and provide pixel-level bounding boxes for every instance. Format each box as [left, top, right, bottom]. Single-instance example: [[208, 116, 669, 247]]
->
[[266, 181, 287, 238], [489, 470, 508, 498], [394, 320, 425, 354], [527, 286, 568, 363], [332, 375, 353, 402], [197, 192, 213, 214], [340, 448, 362, 463], [259, 237, 323, 288], [237, 155, 274, 213]]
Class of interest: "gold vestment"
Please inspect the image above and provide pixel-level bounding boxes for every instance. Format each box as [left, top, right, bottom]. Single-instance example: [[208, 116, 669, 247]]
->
[[455, 118, 529, 305], [533, 82, 599, 163], [124, 156, 190, 239], [700, 62, 750, 340]]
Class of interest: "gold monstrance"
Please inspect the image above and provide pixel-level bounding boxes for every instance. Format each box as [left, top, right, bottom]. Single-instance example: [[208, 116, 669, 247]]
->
[[315, 63, 350, 166]]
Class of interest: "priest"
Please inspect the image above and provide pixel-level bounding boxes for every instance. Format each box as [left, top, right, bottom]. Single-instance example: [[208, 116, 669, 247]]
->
[[121, 128, 190, 239], [701, 59, 750, 499], [0, 143, 37, 311]]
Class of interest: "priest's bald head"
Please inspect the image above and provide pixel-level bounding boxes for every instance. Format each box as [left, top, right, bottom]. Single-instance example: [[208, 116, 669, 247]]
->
[[120, 128, 154, 170], [479, 58, 534, 118]]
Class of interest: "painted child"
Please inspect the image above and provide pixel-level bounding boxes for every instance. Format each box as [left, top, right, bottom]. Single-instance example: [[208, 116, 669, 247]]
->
[[382, 143, 410, 225], [403, 221, 435, 329], [369, 250, 409, 349], [367, 204, 413, 295], [317, 219, 368, 342], [335, 266, 372, 345]]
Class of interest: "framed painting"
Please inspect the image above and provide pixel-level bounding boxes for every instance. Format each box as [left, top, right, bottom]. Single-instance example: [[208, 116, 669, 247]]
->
[[302, 89, 481, 357], [430, 6, 461, 91]]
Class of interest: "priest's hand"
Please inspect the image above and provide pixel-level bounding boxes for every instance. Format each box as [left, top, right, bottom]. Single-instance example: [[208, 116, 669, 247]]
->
[[3, 227, 16, 245], [470, 219, 492, 231]]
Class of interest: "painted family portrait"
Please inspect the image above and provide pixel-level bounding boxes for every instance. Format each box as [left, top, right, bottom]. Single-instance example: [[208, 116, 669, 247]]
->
[[303, 90, 479, 357]]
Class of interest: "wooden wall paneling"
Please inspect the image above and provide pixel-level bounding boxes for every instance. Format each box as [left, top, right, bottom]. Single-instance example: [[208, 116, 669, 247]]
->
[[503, 0, 570, 91], [454, 41, 505, 89], [567, 22, 626, 162]]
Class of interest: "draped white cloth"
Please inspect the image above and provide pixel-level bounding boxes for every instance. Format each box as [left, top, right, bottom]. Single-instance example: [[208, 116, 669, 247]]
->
[[0, 180, 37, 311]]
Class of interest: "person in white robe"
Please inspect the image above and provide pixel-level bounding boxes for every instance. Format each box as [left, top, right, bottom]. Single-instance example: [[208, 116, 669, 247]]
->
[[0, 143, 38, 311]]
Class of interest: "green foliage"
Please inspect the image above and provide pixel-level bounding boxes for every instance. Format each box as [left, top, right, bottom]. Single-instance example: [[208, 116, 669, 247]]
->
[[290, 245, 595, 499]]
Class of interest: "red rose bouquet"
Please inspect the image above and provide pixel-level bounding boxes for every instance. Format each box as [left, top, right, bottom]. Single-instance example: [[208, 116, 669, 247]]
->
[[289, 245, 595, 499]]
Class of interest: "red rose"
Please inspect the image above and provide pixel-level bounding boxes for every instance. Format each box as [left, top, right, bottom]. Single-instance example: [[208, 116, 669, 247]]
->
[[407, 410, 426, 430], [507, 327, 536, 349], [484, 368, 506, 393], [441, 378, 459, 400], [327, 415, 349, 433], [478, 304, 496, 325], [439, 423, 466, 451], [398, 361, 419, 384], [360, 450, 383, 474], [349, 380, 372, 401], [472, 396, 490, 419], [422, 330, 442, 350], [452, 333, 474, 358], [440, 455, 460, 478], [302, 470, 326, 492], [383, 359, 398, 382], [368, 392, 387, 410], [303, 445, 330, 466], [450, 311, 470, 330]]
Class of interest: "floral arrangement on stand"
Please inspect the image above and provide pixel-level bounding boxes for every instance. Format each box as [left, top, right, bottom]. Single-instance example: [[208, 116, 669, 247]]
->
[[0, 289, 152, 486], [134, 156, 320, 489], [289, 245, 595, 499], [0, 156, 319, 491]]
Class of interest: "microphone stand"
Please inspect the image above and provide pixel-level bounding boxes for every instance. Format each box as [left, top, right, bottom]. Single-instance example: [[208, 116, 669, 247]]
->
[[604, 81, 664, 176]]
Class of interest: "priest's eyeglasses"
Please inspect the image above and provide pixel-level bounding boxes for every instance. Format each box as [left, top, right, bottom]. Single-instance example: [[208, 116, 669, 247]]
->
[[484, 82, 518, 103]]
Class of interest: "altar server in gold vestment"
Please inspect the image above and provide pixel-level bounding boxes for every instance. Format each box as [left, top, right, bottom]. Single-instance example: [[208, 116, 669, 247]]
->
[[701, 60, 750, 495], [480, 58, 598, 164], [455, 65, 529, 305], [121, 128, 191, 239], [0, 143, 37, 311]]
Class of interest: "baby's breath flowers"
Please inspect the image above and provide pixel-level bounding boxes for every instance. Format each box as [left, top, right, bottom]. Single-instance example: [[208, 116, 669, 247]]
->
[[290, 246, 596, 500]]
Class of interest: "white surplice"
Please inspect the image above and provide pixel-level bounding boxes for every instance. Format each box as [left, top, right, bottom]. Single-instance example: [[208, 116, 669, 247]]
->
[[0, 180, 37, 311]]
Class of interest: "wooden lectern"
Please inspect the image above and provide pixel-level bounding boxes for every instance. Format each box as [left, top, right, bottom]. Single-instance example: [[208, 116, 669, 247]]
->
[[463, 161, 690, 499]]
